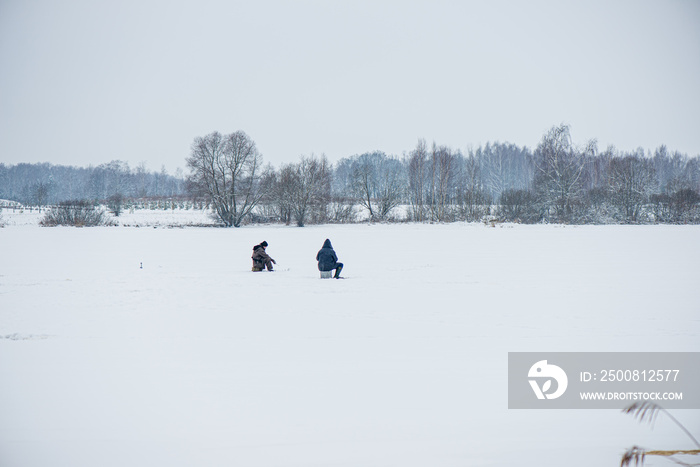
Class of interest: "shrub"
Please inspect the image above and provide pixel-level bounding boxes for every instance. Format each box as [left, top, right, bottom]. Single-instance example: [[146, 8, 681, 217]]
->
[[497, 189, 540, 223], [107, 193, 124, 217], [457, 188, 492, 222], [40, 200, 115, 227], [651, 189, 700, 224]]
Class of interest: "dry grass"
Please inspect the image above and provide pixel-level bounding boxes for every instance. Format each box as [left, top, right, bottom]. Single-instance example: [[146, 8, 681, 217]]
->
[[646, 450, 700, 456], [620, 402, 700, 467]]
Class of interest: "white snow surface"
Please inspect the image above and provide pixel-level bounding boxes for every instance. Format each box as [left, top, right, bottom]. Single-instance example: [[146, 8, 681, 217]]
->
[[1, 222, 699, 467]]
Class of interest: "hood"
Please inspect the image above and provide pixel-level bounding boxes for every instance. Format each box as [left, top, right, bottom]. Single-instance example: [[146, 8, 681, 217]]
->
[[322, 239, 332, 249]]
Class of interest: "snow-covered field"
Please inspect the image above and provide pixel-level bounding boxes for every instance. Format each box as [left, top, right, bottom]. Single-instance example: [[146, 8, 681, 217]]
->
[[0, 206, 218, 227], [1, 217, 699, 467]]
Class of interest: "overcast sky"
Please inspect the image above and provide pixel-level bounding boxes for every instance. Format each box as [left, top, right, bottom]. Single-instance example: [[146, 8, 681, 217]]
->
[[1, 0, 699, 173]]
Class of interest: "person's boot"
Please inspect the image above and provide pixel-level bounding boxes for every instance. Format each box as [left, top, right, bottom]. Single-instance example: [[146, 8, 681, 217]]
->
[[334, 265, 343, 278]]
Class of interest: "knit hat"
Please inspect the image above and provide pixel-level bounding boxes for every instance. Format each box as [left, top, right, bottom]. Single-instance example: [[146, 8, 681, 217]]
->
[[260, 241, 268, 247]]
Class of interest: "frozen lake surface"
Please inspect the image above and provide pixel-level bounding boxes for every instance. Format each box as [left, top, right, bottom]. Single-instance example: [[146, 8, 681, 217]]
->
[[1, 222, 699, 466]]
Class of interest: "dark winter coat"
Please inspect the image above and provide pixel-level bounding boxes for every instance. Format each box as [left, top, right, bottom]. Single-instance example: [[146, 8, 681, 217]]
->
[[316, 239, 339, 271], [252, 245, 274, 270]]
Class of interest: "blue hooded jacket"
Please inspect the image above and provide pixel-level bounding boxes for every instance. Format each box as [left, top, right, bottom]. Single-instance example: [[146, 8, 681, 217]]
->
[[316, 239, 339, 271]]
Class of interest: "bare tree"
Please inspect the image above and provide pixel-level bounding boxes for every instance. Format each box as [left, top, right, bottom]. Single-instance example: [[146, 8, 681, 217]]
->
[[107, 193, 125, 216], [264, 167, 292, 224], [407, 139, 429, 221], [303, 156, 332, 224], [327, 197, 357, 223], [533, 124, 593, 222], [497, 189, 538, 223], [186, 131, 266, 227], [472, 142, 534, 200], [32, 181, 51, 207], [428, 144, 458, 222], [351, 155, 378, 220], [327, 160, 358, 223], [456, 155, 491, 221], [278, 155, 331, 227], [348, 152, 405, 221], [480, 143, 508, 198], [609, 153, 657, 222]]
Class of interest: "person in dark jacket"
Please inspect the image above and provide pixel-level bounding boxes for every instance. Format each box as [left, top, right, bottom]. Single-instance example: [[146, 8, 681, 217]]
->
[[316, 239, 343, 278], [252, 241, 276, 271]]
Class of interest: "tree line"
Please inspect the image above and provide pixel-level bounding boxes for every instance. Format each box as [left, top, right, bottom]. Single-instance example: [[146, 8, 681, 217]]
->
[[0, 161, 186, 206], [187, 126, 700, 226], [2, 125, 699, 225]]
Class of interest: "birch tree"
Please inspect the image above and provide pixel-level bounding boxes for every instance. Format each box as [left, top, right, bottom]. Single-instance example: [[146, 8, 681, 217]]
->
[[533, 124, 593, 222], [407, 139, 429, 221]]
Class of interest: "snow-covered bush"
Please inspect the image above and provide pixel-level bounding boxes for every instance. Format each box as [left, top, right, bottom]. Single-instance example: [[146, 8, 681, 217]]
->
[[40, 200, 115, 227], [650, 189, 700, 224], [327, 199, 357, 223], [497, 189, 540, 223], [107, 193, 124, 217]]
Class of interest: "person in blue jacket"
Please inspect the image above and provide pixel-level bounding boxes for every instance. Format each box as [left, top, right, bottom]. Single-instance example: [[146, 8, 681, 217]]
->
[[316, 239, 343, 278]]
